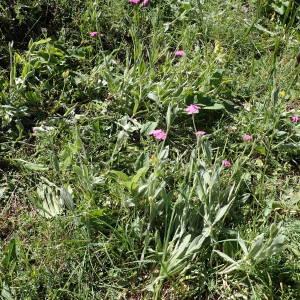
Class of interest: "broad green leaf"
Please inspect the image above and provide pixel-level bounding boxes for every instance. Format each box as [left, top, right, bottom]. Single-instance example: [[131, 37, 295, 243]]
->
[[203, 103, 225, 110], [169, 234, 191, 263], [255, 145, 267, 156], [140, 121, 158, 134], [31, 38, 52, 47], [110, 170, 130, 182], [158, 146, 169, 160], [271, 4, 285, 15], [147, 92, 159, 102], [60, 187, 74, 210], [237, 234, 248, 255], [130, 166, 149, 191], [115, 130, 129, 152], [269, 223, 279, 238], [269, 234, 285, 251], [213, 202, 232, 225], [186, 233, 207, 255], [21, 62, 32, 79], [248, 234, 264, 259], [36, 184, 64, 218], [1, 283, 15, 300]]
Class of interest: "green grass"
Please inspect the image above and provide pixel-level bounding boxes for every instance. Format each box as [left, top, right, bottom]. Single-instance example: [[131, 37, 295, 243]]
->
[[0, 0, 300, 299]]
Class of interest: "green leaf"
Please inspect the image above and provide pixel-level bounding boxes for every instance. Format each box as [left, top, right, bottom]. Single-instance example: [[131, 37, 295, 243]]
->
[[213, 250, 237, 265], [186, 233, 207, 255], [147, 92, 159, 102], [158, 146, 169, 160], [60, 187, 74, 210], [213, 202, 232, 225], [2, 239, 17, 270], [248, 234, 264, 259], [166, 104, 172, 130], [269, 223, 279, 238], [31, 38, 52, 48], [140, 121, 158, 134], [0, 187, 7, 199], [237, 234, 248, 255], [219, 263, 240, 274], [130, 166, 149, 191], [14, 159, 48, 171], [269, 234, 285, 251], [169, 234, 191, 264], [1, 283, 15, 300], [255, 145, 267, 156], [36, 184, 64, 219], [271, 4, 285, 15], [201, 141, 212, 162], [110, 170, 130, 182], [203, 103, 225, 110], [115, 130, 129, 152]]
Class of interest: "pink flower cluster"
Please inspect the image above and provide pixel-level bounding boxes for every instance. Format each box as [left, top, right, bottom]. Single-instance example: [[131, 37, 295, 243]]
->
[[185, 104, 200, 115], [195, 131, 206, 137], [291, 115, 299, 123], [175, 50, 185, 57], [222, 160, 232, 168], [89, 32, 99, 37], [242, 134, 253, 142], [149, 129, 167, 141], [129, 0, 150, 7]]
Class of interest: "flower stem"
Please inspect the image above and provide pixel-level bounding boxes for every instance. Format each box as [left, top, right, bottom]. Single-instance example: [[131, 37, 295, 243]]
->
[[192, 114, 197, 133]]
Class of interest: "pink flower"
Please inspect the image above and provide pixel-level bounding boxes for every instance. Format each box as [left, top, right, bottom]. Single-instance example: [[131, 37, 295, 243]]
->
[[149, 129, 167, 141], [222, 160, 232, 168], [185, 104, 200, 115], [89, 32, 99, 37], [242, 134, 253, 142], [195, 131, 206, 137], [175, 50, 185, 57], [129, 0, 141, 4], [290, 115, 300, 123], [142, 0, 150, 6]]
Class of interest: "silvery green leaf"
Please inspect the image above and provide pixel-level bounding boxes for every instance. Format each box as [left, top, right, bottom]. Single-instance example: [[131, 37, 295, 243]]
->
[[158, 146, 169, 160], [219, 263, 240, 274], [14, 159, 48, 171], [212, 201, 232, 225], [124, 198, 135, 207], [166, 104, 172, 130], [269, 234, 285, 251], [203, 103, 224, 110], [186, 234, 206, 255], [36, 184, 64, 219], [0, 187, 7, 199], [237, 233, 248, 255], [248, 234, 264, 259], [60, 187, 74, 210], [1, 282, 15, 300], [147, 92, 158, 102], [93, 176, 105, 185], [213, 250, 237, 265], [140, 121, 158, 134]]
